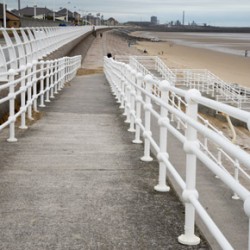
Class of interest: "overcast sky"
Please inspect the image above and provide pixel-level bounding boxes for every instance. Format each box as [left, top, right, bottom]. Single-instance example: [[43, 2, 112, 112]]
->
[[5, 0, 250, 26]]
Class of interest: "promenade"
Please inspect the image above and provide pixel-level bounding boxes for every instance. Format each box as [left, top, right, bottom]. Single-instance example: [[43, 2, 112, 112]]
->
[[0, 32, 209, 249], [0, 30, 249, 250]]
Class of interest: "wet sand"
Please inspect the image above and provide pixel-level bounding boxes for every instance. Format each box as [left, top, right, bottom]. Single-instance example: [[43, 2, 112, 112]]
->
[[132, 32, 250, 88]]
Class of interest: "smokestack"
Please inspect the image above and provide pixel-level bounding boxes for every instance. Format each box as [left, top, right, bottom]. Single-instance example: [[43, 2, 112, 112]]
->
[[18, 0, 20, 10], [182, 11, 185, 25]]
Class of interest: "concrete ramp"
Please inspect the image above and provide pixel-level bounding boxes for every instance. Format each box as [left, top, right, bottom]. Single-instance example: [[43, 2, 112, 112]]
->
[[0, 73, 209, 249]]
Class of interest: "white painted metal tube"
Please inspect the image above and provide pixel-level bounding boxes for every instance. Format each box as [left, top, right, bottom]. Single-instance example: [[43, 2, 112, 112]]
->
[[7, 69, 17, 142], [195, 146, 249, 200], [189, 194, 233, 250], [0, 56, 81, 141], [103, 57, 250, 249], [137, 87, 250, 169]]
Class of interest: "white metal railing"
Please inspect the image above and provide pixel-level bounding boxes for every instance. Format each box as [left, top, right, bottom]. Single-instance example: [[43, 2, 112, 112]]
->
[[0, 55, 81, 141], [166, 88, 247, 192], [115, 55, 249, 182], [104, 56, 250, 250], [114, 55, 130, 64], [172, 68, 250, 110], [154, 56, 176, 84], [0, 26, 106, 80], [123, 56, 250, 111], [129, 56, 154, 78]]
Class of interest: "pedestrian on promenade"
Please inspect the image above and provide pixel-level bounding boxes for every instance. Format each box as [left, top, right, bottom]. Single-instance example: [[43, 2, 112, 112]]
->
[[245, 50, 248, 57]]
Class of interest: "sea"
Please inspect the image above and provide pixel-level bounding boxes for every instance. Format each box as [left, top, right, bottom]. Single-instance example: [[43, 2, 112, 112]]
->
[[132, 31, 250, 57]]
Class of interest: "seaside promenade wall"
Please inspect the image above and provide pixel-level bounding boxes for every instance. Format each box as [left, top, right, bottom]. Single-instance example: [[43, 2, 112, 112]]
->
[[20, 17, 65, 27]]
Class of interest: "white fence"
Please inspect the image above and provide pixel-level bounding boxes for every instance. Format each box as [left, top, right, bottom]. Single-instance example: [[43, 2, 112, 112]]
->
[[0, 26, 104, 80], [115, 55, 250, 110], [172, 69, 250, 110], [0, 55, 81, 141], [104, 56, 250, 250]]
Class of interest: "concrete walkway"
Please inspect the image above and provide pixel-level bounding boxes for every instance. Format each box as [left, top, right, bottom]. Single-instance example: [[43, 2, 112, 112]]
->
[[0, 72, 209, 249], [79, 30, 249, 250], [0, 30, 247, 250]]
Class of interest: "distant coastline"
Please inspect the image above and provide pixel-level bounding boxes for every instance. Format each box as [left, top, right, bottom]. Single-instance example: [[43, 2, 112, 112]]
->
[[115, 28, 250, 88], [123, 24, 250, 33]]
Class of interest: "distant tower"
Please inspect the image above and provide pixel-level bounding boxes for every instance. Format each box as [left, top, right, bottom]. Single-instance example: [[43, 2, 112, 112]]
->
[[18, 0, 21, 10], [151, 16, 157, 25], [182, 11, 185, 25]]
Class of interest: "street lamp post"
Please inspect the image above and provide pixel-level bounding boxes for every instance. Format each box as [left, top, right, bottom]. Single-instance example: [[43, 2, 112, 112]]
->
[[3, 0, 6, 28], [66, 2, 70, 22], [53, 0, 55, 21], [34, 5, 37, 19]]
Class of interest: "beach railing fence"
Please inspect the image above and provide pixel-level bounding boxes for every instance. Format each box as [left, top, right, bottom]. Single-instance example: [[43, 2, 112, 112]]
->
[[104, 56, 250, 250], [0, 26, 98, 80], [0, 55, 81, 141], [115, 55, 249, 186], [125, 55, 250, 111]]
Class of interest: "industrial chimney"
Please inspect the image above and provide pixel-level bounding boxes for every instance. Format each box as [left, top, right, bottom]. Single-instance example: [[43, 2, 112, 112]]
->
[[18, 0, 20, 10]]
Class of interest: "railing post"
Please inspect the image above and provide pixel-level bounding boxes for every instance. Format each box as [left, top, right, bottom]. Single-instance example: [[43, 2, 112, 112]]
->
[[7, 69, 17, 142], [19, 65, 28, 129], [133, 73, 143, 144], [116, 63, 123, 104], [50, 61, 55, 99], [54, 59, 58, 94], [124, 66, 131, 122], [155, 80, 171, 192], [243, 198, 250, 250], [108, 62, 116, 95], [65, 57, 69, 83], [57, 59, 63, 91], [61, 57, 66, 88], [141, 75, 153, 162], [32, 60, 38, 113], [203, 120, 209, 153], [232, 160, 240, 200], [39, 61, 46, 107], [119, 66, 126, 110], [177, 97, 181, 129], [27, 63, 33, 120], [128, 69, 136, 132], [170, 93, 175, 122], [111, 63, 119, 102], [178, 89, 201, 246], [45, 61, 51, 103]]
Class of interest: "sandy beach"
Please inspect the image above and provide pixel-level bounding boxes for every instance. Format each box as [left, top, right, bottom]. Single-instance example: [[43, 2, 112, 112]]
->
[[131, 31, 250, 88], [85, 30, 249, 152]]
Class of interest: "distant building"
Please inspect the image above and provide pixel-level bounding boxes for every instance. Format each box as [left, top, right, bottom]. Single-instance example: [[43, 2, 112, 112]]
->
[[0, 4, 20, 27], [12, 6, 80, 23], [73, 12, 81, 25], [56, 8, 74, 22], [151, 16, 157, 25], [85, 14, 101, 25], [106, 17, 118, 26], [12, 6, 53, 19]]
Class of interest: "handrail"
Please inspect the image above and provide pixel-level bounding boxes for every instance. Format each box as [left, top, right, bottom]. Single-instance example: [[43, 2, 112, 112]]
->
[[104, 56, 250, 250], [119, 56, 250, 111], [0, 26, 107, 79], [0, 55, 81, 141]]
